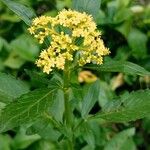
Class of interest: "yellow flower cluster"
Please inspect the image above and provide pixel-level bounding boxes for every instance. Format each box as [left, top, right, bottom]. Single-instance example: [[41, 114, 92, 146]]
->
[[28, 9, 110, 74]]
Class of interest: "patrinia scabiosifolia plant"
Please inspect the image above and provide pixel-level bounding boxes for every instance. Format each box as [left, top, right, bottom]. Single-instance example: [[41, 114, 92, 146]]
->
[[0, 0, 150, 149], [28, 9, 110, 74]]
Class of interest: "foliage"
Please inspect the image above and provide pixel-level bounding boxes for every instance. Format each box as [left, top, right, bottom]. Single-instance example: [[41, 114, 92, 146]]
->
[[0, 0, 150, 149]]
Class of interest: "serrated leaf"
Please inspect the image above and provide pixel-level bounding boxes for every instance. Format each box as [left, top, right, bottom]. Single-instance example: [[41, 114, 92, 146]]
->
[[1, 0, 36, 25], [0, 72, 29, 103], [81, 80, 100, 118], [0, 88, 56, 133], [104, 128, 135, 150], [84, 60, 150, 76], [91, 90, 150, 122], [72, 0, 101, 19]]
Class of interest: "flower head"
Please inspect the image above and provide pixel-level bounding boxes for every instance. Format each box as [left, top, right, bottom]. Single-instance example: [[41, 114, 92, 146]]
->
[[28, 9, 110, 74]]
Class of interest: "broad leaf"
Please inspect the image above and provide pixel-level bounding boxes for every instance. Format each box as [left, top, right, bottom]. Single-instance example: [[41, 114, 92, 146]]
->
[[128, 28, 148, 59], [81, 80, 100, 118], [49, 89, 64, 122], [0, 88, 56, 133], [28, 117, 61, 141], [0, 73, 29, 103], [12, 127, 40, 149], [10, 34, 39, 62], [84, 60, 150, 76], [4, 51, 26, 69], [104, 128, 135, 150], [1, 0, 36, 25], [91, 90, 150, 122], [72, 0, 101, 19]]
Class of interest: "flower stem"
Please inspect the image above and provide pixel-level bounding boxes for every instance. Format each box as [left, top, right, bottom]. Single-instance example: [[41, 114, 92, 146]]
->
[[63, 62, 74, 149]]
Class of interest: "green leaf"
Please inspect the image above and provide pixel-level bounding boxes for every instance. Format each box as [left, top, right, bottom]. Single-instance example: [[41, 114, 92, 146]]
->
[[82, 123, 95, 149], [28, 117, 61, 141], [128, 29, 148, 59], [119, 138, 136, 150], [0, 88, 56, 133], [1, 0, 36, 25], [0, 73, 29, 103], [25, 70, 50, 88], [49, 89, 64, 122], [12, 127, 40, 149], [72, 0, 101, 19], [10, 34, 39, 62], [0, 134, 11, 150], [91, 89, 150, 122], [4, 51, 26, 69], [104, 128, 135, 150], [81, 80, 100, 118], [113, 8, 133, 23], [84, 60, 150, 76]]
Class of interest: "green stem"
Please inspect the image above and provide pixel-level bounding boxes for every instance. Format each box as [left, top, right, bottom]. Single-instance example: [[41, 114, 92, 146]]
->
[[63, 62, 74, 149], [63, 66, 71, 126]]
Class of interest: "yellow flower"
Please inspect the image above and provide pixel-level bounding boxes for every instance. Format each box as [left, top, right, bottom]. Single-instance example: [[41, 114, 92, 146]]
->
[[28, 9, 110, 74]]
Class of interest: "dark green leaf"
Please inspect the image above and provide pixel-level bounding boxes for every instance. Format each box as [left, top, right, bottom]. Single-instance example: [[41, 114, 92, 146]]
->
[[0, 88, 56, 133], [1, 0, 36, 25], [84, 60, 150, 76], [28, 118, 61, 141], [0, 72, 29, 103], [49, 89, 64, 122], [128, 29, 148, 59], [91, 89, 150, 122], [72, 0, 101, 19], [81, 80, 100, 118]]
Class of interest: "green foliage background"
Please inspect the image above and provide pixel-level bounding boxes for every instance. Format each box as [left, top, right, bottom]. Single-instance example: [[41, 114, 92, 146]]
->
[[0, 0, 150, 149]]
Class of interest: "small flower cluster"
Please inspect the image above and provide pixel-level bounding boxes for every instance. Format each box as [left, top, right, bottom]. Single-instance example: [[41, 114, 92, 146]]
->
[[28, 9, 110, 74]]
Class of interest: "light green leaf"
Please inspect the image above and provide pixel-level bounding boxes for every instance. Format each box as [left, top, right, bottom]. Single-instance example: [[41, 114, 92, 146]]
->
[[81, 80, 100, 118], [0, 134, 12, 150], [84, 60, 150, 76], [104, 128, 135, 150], [10, 34, 39, 62], [82, 124, 95, 149], [12, 127, 40, 149], [113, 8, 133, 23], [4, 50, 26, 69], [128, 28, 148, 59], [117, 0, 131, 9], [0, 72, 29, 103], [91, 89, 150, 122], [72, 0, 101, 19], [0, 88, 56, 133], [1, 0, 36, 25], [119, 138, 136, 150]]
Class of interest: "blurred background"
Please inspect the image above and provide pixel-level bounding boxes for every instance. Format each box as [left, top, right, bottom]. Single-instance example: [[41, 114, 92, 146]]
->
[[0, 0, 150, 149]]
